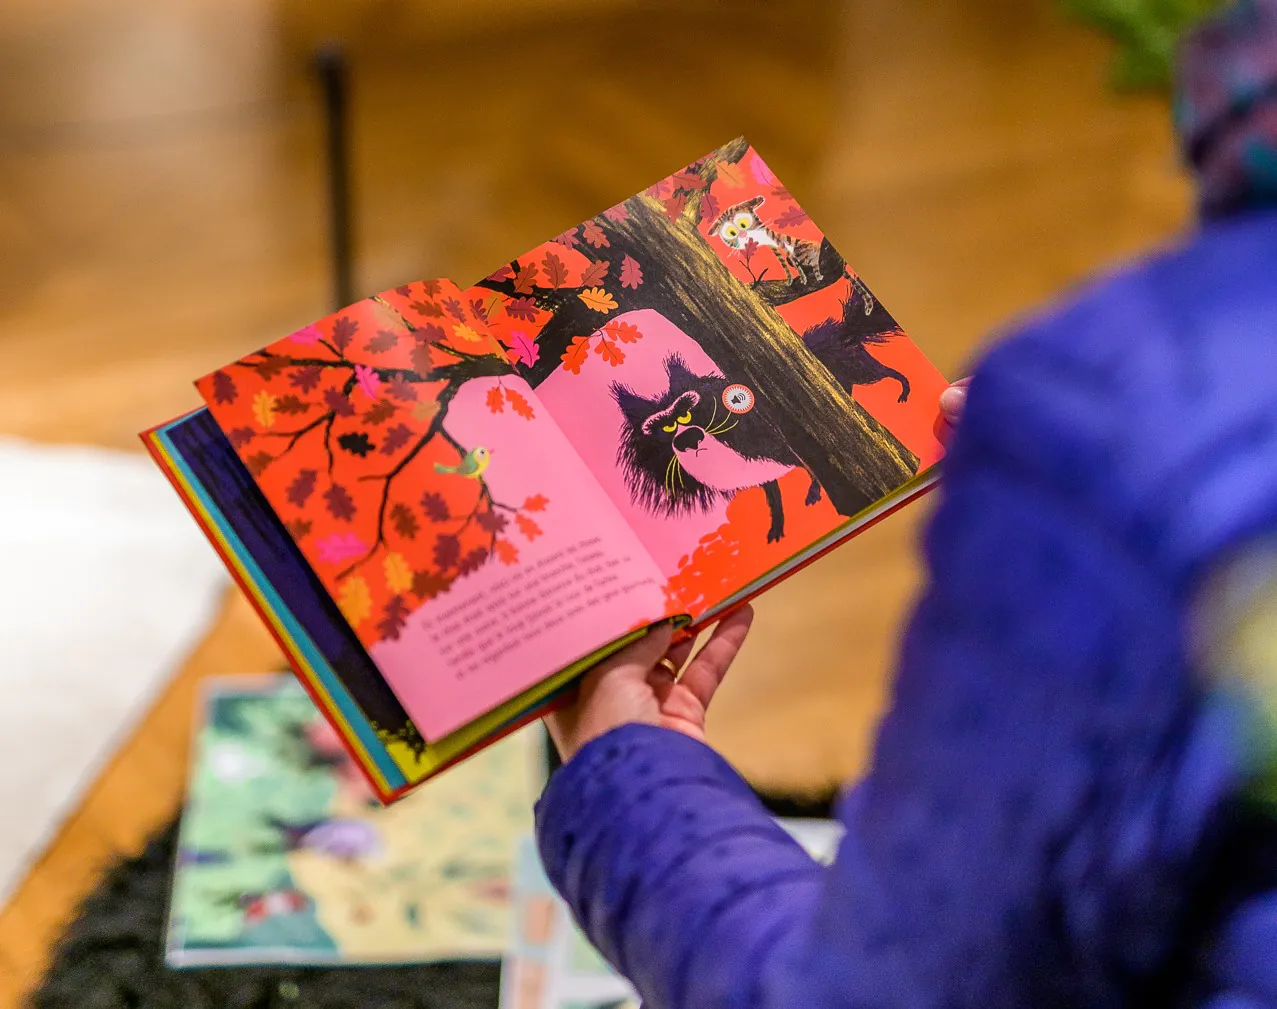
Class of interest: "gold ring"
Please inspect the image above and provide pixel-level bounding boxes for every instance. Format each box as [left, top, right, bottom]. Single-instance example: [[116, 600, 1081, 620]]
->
[[656, 658, 679, 678]]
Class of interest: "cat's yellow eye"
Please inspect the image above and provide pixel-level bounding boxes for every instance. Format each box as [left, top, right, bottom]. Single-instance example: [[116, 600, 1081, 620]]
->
[[677, 411, 692, 424], [735, 215, 752, 228], [724, 226, 738, 239], [662, 422, 677, 433]]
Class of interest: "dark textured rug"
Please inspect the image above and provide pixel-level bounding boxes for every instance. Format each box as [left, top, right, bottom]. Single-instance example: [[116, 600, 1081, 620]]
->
[[30, 732, 837, 1009]]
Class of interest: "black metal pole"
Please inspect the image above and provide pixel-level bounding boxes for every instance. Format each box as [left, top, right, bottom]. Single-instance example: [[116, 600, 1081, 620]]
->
[[316, 44, 354, 311]]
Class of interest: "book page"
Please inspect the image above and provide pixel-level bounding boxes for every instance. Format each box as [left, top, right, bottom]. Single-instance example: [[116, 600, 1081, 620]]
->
[[195, 280, 665, 742], [467, 139, 950, 622]]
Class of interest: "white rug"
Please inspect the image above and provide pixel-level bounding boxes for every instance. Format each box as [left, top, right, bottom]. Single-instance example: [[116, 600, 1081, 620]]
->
[[0, 437, 228, 906]]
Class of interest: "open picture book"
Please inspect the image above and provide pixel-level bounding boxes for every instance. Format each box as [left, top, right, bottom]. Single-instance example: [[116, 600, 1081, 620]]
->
[[142, 137, 949, 803]]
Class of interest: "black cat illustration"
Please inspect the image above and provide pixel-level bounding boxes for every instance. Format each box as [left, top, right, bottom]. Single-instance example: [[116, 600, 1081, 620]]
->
[[801, 279, 911, 403], [612, 356, 819, 543]]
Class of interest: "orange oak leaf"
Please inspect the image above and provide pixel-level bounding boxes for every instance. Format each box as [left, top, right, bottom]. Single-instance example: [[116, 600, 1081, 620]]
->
[[522, 494, 548, 511], [252, 390, 277, 429], [384, 552, 414, 593], [494, 539, 519, 565], [505, 388, 535, 420], [578, 288, 618, 313], [515, 514, 543, 541], [603, 320, 641, 344], [485, 386, 506, 413], [561, 335, 591, 375], [453, 323, 482, 343], [338, 575, 373, 627], [595, 337, 625, 367]]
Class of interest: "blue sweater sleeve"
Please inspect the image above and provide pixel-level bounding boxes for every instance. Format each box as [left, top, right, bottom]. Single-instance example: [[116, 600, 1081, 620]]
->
[[535, 211, 1277, 1009]]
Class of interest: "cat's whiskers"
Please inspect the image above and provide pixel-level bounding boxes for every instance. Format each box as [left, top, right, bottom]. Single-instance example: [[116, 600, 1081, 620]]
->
[[664, 455, 677, 497], [707, 418, 738, 437]]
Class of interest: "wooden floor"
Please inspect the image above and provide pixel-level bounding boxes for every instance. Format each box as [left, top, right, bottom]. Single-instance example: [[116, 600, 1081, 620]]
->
[[0, 0, 1192, 1001]]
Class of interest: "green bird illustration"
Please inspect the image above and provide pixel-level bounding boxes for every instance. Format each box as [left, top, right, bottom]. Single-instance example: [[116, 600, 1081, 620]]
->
[[434, 446, 491, 478]]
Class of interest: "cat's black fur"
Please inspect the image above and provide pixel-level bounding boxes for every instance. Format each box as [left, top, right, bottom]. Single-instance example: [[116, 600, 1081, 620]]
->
[[802, 285, 912, 403], [612, 356, 820, 543]]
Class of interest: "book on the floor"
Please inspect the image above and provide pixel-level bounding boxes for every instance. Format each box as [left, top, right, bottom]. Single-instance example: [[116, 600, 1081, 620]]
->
[[499, 821, 844, 1009], [166, 674, 542, 967], [142, 137, 949, 803]]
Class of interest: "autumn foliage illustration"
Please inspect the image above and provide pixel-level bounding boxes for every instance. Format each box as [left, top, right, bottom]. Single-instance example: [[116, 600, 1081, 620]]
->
[[196, 281, 553, 650]]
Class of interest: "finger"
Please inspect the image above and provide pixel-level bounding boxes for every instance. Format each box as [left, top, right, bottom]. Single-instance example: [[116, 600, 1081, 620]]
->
[[661, 633, 700, 674], [674, 605, 754, 709], [586, 623, 674, 686], [938, 377, 971, 426]]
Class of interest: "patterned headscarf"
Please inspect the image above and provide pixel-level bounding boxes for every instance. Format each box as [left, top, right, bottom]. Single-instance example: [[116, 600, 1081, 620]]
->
[[1176, 0, 1277, 214]]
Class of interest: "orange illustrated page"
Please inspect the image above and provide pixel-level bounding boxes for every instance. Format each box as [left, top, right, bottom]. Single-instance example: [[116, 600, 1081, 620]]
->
[[466, 138, 950, 621], [195, 280, 666, 741]]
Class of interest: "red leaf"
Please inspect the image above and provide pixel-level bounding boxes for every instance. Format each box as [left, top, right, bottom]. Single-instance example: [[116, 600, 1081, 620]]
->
[[485, 264, 514, 283], [412, 570, 450, 599], [663, 192, 688, 220], [476, 510, 507, 534], [595, 337, 625, 367], [602, 203, 629, 222], [522, 493, 549, 512], [485, 387, 505, 413], [390, 502, 419, 539], [395, 284, 413, 296], [364, 399, 396, 425], [469, 297, 490, 323], [331, 316, 358, 353], [387, 377, 418, 401], [211, 370, 237, 404], [507, 332, 540, 368], [505, 388, 535, 420], [366, 329, 400, 354], [457, 547, 489, 576], [515, 514, 543, 541], [542, 249, 568, 289], [619, 255, 643, 289], [245, 451, 273, 476], [421, 492, 450, 521], [494, 539, 519, 565], [603, 320, 642, 344], [699, 189, 721, 226], [504, 297, 538, 322], [287, 470, 316, 510], [411, 342, 434, 375], [422, 280, 442, 296], [581, 219, 610, 248], [579, 259, 609, 286], [290, 366, 323, 393], [324, 483, 356, 521], [552, 227, 580, 247], [227, 426, 255, 449], [670, 169, 704, 191], [443, 298, 465, 321], [380, 423, 414, 455], [434, 533, 461, 570], [561, 335, 591, 375], [286, 518, 312, 540], [742, 237, 759, 265], [276, 394, 311, 415], [773, 204, 810, 227], [377, 595, 410, 641], [410, 300, 445, 318], [419, 323, 447, 344], [324, 388, 355, 417], [255, 356, 289, 380], [513, 261, 539, 295], [645, 178, 671, 199]]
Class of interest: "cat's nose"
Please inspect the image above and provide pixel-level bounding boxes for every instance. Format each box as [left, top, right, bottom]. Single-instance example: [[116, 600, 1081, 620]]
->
[[673, 427, 703, 452]]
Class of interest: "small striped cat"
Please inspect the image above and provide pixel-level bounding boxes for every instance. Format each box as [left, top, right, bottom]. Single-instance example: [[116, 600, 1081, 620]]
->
[[709, 196, 823, 284]]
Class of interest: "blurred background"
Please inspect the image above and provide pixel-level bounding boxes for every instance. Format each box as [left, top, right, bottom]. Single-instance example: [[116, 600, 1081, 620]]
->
[[0, 0, 1193, 1000]]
